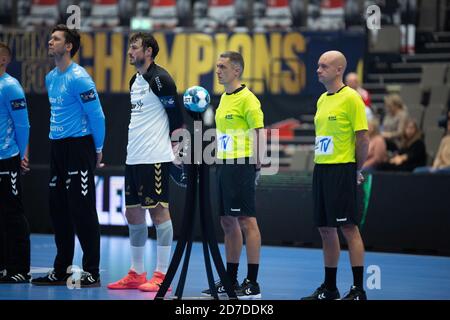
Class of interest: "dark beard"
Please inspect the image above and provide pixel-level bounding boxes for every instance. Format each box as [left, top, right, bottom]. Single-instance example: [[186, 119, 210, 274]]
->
[[132, 57, 146, 68]]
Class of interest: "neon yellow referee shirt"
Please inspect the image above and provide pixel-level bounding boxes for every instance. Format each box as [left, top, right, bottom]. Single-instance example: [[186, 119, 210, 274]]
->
[[314, 86, 368, 164], [215, 85, 264, 160]]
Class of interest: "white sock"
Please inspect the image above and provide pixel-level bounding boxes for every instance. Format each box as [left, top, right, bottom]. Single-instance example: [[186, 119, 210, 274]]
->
[[156, 246, 171, 274], [130, 245, 145, 274]]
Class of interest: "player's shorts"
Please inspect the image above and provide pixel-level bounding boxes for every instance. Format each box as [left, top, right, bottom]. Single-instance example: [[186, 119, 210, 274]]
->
[[125, 163, 170, 209], [216, 159, 256, 217], [312, 163, 359, 227]]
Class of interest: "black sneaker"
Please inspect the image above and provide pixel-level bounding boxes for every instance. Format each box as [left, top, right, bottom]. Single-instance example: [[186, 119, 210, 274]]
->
[[201, 279, 240, 297], [31, 270, 71, 286], [80, 272, 101, 287], [301, 283, 340, 300], [0, 269, 6, 279], [236, 278, 261, 300], [0, 272, 31, 284], [341, 286, 367, 300]]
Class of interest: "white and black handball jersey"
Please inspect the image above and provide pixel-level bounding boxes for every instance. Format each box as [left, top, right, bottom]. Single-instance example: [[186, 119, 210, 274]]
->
[[126, 63, 183, 165]]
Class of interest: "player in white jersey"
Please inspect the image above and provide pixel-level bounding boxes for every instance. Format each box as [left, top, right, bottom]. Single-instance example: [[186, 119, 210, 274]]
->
[[108, 32, 183, 292]]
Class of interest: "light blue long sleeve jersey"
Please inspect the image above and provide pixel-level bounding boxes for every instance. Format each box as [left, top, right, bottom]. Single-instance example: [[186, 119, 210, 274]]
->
[[46, 62, 105, 152], [0, 72, 30, 160]]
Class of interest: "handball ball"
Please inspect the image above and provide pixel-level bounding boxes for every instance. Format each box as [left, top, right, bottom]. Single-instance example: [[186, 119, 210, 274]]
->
[[183, 86, 210, 113]]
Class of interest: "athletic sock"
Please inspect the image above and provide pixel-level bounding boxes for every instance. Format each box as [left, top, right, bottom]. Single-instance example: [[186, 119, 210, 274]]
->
[[155, 220, 173, 274], [226, 262, 239, 283], [130, 245, 145, 274], [352, 266, 364, 289], [128, 223, 148, 274], [247, 264, 259, 283], [324, 267, 337, 290]]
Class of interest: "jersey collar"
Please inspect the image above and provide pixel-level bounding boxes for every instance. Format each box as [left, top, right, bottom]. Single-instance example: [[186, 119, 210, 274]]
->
[[137, 62, 156, 77], [326, 85, 347, 96], [226, 84, 246, 95], [146, 62, 156, 73]]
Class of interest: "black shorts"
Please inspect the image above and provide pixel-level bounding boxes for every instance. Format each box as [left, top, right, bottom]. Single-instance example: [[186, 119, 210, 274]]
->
[[125, 163, 170, 209], [217, 161, 256, 217], [313, 163, 359, 227]]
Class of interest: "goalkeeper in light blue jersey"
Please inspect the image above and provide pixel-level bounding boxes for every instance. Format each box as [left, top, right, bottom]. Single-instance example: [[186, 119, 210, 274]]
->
[[31, 25, 105, 288], [0, 42, 31, 284]]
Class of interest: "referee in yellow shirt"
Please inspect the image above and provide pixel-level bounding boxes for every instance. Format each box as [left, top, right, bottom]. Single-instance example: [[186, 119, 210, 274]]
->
[[301, 51, 369, 300], [201, 51, 264, 300]]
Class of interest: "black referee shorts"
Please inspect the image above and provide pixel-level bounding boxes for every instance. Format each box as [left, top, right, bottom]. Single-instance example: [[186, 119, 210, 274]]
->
[[313, 163, 359, 227], [216, 160, 256, 217]]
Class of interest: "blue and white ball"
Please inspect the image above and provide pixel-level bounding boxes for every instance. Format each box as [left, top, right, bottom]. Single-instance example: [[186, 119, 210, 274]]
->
[[183, 86, 210, 113]]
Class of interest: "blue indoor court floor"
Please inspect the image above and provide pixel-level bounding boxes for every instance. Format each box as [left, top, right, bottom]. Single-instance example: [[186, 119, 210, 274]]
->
[[1, 234, 450, 300]]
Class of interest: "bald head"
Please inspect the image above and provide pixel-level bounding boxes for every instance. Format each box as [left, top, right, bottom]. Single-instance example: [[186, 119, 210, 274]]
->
[[321, 50, 347, 72], [317, 50, 347, 88]]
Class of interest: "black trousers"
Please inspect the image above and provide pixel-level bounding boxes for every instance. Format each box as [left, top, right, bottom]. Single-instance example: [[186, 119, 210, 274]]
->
[[0, 155, 30, 274], [49, 136, 100, 276]]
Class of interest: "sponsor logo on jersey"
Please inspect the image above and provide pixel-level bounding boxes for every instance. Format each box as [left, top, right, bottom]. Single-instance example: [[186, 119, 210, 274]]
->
[[155, 76, 162, 91], [50, 125, 64, 132], [80, 89, 96, 103], [218, 134, 232, 151], [315, 136, 334, 155], [160, 96, 175, 108], [10, 98, 27, 110], [131, 100, 144, 112]]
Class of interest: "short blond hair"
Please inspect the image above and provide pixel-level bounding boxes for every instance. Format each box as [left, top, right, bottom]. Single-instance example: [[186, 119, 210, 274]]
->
[[384, 94, 405, 110]]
